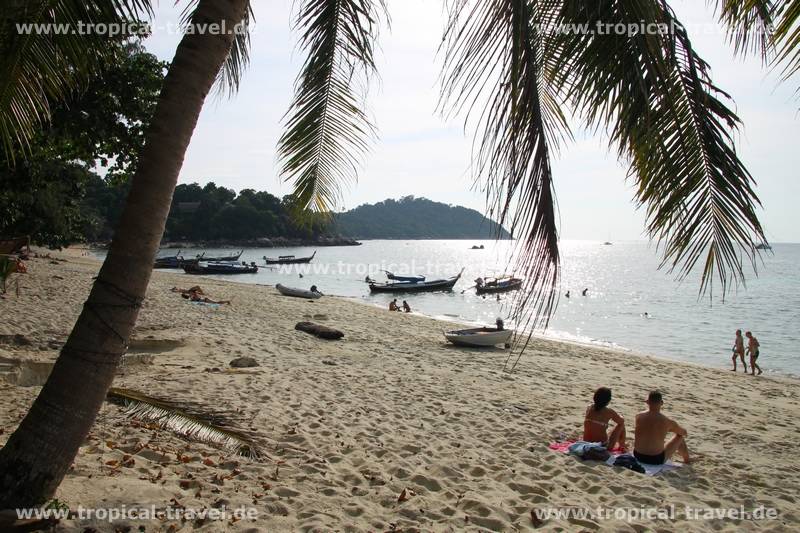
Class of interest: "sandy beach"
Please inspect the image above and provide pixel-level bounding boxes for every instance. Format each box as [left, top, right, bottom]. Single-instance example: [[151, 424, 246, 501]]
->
[[1, 251, 799, 532]]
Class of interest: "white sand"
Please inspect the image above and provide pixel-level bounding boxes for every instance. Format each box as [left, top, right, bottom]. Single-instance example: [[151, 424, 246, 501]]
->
[[1, 251, 799, 531]]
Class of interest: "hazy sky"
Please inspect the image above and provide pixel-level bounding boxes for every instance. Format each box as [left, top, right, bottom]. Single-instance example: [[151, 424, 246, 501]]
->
[[144, 0, 799, 242]]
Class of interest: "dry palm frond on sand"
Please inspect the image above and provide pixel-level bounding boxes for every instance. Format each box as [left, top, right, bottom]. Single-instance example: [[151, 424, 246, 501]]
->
[[106, 388, 263, 460]]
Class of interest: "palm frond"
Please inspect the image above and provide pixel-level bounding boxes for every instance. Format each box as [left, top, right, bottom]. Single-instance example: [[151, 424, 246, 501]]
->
[[773, 0, 800, 80], [178, 0, 254, 97], [0, 0, 153, 162], [711, 0, 775, 60], [551, 0, 765, 297], [106, 387, 263, 460], [277, 0, 387, 214], [440, 0, 568, 337]]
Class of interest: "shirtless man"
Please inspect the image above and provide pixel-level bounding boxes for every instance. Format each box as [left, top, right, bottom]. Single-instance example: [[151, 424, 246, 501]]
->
[[732, 329, 746, 371], [634, 390, 691, 465], [583, 387, 626, 450], [746, 331, 762, 375], [389, 299, 400, 312]]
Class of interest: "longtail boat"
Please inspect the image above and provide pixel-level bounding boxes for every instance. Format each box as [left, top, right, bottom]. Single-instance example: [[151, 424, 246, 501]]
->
[[264, 251, 316, 265]]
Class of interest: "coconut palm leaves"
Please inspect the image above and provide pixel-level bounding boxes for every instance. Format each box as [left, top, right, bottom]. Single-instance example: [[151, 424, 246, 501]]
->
[[773, 0, 800, 79], [107, 388, 262, 459], [0, 0, 153, 162], [278, 0, 387, 213], [550, 0, 764, 294], [440, 0, 567, 331]]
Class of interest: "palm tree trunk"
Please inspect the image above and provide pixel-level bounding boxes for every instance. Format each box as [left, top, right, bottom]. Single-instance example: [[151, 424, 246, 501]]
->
[[0, 0, 248, 508]]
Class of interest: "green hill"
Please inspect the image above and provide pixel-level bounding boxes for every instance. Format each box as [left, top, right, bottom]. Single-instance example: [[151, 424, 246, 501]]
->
[[335, 196, 511, 239]]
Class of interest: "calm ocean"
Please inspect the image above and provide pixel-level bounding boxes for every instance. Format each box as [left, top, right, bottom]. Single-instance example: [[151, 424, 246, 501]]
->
[[135, 240, 798, 377]]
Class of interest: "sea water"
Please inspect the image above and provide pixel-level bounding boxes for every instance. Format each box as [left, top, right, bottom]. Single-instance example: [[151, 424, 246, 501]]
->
[[132, 240, 799, 376]]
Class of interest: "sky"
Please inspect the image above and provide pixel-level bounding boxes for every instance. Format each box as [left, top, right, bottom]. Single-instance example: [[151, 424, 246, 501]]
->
[[143, 0, 800, 242]]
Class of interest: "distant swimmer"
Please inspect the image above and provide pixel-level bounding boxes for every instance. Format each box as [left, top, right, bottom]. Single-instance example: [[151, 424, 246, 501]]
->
[[644, 312, 649, 318], [299, 273, 304, 278], [582, 288, 589, 296], [745, 331, 762, 375], [565, 290, 570, 298]]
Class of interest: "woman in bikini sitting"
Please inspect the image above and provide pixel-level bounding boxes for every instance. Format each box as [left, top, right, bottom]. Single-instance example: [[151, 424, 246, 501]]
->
[[584, 387, 626, 450]]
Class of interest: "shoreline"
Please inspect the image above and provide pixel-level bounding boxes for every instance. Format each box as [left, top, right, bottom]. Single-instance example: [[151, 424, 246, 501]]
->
[[61, 246, 800, 384], [3, 251, 799, 531]]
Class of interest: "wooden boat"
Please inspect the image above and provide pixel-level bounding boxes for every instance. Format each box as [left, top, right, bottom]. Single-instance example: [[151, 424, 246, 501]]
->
[[154, 250, 187, 269], [201, 250, 243, 262], [276, 284, 322, 299], [183, 261, 258, 275], [369, 269, 463, 293], [475, 277, 523, 295], [383, 270, 425, 283], [264, 251, 316, 265], [0, 235, 30, 256], [444, 327, 513, 348]]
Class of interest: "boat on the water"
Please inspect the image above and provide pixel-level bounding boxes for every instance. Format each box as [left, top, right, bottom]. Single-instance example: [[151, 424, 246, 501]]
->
[[475, 276, 523, 295], [603, 241, 613, 246], [383, 270, 425, 283], [276, 284, 322, 299], [264, 251, 316, 265], [444, 327, 513, 348], [471, 244, 485, 250], [153, 250, 197, 268], [369, 269, 463, 293], [200, 250, 243, 262], [183, 261, 258, 275], [755, 242, 772, 250]]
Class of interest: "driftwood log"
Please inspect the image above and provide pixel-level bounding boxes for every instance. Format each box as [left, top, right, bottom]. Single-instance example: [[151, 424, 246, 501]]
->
[[295, 321, 344, 340]]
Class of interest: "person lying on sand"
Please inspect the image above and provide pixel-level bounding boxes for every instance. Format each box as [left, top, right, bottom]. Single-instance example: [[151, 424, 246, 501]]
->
[[584, 387, 626, 450], [746, 331, 762, 375], [171, 285, 204, 295], [190, 293, 231, 305], [731, 329, 746, 372], [634, 390, 691, 465]]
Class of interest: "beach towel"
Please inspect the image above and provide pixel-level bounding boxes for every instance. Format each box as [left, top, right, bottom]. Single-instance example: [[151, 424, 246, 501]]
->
[[606, 454, 681, 477], [189, 301, 221, 309], [549, 440, 625, 454], [549, 441, 680, 476]]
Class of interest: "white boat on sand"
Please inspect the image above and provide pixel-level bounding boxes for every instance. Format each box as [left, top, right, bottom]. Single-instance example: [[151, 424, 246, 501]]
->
[[444, 327, 513, 348], [276, 284, 322, 299]]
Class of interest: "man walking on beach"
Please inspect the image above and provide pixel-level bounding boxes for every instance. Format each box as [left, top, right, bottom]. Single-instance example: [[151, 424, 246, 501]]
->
[[633, 390, 691, 465], [732, 329, 746, 372], [746, 331, 763, 375]]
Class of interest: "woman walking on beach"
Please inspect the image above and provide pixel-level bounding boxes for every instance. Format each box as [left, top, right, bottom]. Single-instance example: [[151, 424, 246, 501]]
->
[[732, 329, 746, 372]]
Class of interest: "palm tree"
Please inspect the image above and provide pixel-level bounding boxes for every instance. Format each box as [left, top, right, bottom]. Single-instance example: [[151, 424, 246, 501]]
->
[[0, 0, 250, 507], [0, 0, 796, 507]]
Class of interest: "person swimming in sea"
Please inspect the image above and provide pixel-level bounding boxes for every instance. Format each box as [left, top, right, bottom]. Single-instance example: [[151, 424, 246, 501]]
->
[[583, 387, 626, 450], [582, 288, 589, 296], [565, 290, 570, 298]]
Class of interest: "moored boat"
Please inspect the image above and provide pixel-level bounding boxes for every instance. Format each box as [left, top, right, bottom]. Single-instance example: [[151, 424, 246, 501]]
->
[[183, 261, 258, 275], [200, 250, 243, 262], [276, 284, 322, 299], [264, 251, 316, 264], [369, 269, 463, 293], [755, 242, 772, 250], [475, 277, 523, 295], [444, 327, 513, 348], [383, 270, 425, 283]]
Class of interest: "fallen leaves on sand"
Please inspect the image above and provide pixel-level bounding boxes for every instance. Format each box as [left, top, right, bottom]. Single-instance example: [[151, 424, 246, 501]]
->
[[397, 488, 416, 502]]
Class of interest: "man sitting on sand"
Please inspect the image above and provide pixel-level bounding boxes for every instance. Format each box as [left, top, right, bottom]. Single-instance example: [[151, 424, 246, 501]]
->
[[584, 387, 626, 450], [746, 331, 762, 375], [633, 390, 690, 465], [389, 299, 400, 312], [732, 329, 746, 372]]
